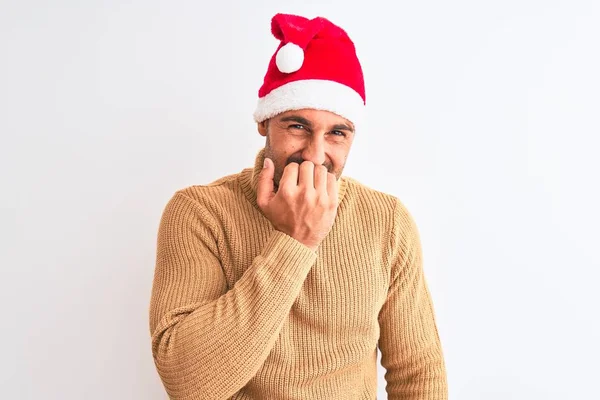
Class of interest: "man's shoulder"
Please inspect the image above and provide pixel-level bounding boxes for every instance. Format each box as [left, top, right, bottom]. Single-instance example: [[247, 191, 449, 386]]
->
[[343, 176, 419, 242], [343, 175, 401, 211], [343, 176, 417, 225], [180, 171, 241, 194], [169, 170, 247, 211]]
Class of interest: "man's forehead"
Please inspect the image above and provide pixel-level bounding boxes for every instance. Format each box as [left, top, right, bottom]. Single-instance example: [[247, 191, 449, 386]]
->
[[275, 109, 354, 129]]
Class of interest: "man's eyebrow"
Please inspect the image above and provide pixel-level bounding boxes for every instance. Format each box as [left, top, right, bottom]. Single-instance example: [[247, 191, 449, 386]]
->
[[279, 115, 313, 127], [280, 115, 355, 133], [331, 123, 354, 133]]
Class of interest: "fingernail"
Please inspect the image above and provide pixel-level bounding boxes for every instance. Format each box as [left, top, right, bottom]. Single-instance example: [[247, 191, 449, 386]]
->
[[263, 158, 268, 169]]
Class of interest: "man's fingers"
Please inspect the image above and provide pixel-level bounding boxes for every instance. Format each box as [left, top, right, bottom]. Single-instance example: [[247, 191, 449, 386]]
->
[[256, 157, 275, 207], [298, 161, 315, 189], [326, 172, 339, 203], [279, 162, 299, 191], [314, 165, 328, 193]]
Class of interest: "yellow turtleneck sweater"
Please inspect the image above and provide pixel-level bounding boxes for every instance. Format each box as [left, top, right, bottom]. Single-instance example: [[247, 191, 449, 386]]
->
[[149, 148, 448, 399]]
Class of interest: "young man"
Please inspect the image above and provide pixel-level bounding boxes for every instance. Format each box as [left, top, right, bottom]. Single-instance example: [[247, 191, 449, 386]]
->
[[149, 13, 448, 400]]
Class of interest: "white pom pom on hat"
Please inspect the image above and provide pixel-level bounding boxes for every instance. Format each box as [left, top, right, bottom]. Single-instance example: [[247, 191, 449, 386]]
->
[[275, 42, 304, 73]]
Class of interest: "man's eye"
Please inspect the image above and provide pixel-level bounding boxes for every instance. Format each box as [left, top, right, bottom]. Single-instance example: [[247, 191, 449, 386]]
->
[[331, 130, 346, 137], [289, 124, 305, 130]]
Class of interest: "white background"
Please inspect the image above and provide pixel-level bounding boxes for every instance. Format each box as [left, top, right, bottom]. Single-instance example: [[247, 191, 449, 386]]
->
[[1, 0, 599, 399]]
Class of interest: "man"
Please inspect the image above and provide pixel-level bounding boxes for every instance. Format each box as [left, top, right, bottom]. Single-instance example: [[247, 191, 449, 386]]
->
[[149, 13, 448, 400]]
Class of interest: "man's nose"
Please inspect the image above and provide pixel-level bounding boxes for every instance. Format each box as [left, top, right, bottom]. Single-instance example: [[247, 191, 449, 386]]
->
[[301, 136, 326, 167]]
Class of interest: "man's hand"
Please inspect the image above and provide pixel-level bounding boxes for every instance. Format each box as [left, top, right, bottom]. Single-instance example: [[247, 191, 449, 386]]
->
[[256, 158, 339, 252]]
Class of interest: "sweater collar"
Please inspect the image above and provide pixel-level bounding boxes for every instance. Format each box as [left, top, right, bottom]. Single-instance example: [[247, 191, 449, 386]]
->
[[240, 147, 348, 211]]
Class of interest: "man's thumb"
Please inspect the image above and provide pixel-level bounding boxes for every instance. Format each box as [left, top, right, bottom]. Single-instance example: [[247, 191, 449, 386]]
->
[[256, 157, 275, 208]]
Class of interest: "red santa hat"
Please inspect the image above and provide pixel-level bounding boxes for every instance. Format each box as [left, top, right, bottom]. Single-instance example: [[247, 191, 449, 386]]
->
[[253, 13, 366, 131]]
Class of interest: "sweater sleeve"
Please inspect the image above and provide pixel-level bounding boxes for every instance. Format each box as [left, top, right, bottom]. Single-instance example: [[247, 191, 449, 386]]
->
[[377, 199, 448, 399], [148, 191, 317, 399]]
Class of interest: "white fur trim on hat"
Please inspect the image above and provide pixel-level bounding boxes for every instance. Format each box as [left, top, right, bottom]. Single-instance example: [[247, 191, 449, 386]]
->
[[253, 79, 366, 131]]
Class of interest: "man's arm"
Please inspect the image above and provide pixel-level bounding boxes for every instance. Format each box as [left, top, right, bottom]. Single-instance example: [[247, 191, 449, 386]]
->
[[149, 191, 317, 399], [377, 199, 448, 399]]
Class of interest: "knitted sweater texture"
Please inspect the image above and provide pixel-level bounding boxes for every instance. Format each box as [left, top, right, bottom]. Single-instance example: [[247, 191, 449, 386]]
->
[[149, 148, 448, 399]]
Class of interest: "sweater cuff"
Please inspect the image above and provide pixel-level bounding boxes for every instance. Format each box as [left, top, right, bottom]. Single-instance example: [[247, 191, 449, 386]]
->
[[259, 230, 318, 281]]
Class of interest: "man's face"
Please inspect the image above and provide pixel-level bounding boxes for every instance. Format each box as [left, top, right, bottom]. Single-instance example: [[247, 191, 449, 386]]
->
[[257, 108, 355, 191]]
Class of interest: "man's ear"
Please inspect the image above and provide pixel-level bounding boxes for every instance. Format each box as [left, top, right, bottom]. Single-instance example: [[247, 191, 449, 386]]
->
[[257, 120, 268, 137]]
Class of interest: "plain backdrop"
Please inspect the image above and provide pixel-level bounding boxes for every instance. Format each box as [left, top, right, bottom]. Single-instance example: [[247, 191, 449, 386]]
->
[[1, 0, 599, 399]]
